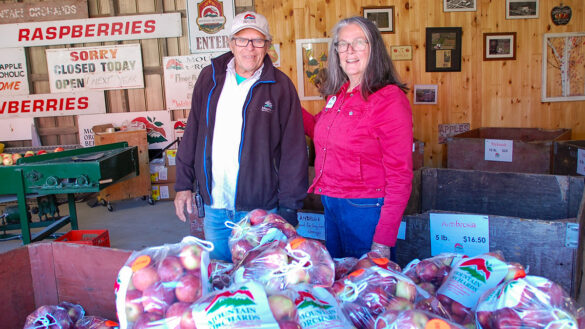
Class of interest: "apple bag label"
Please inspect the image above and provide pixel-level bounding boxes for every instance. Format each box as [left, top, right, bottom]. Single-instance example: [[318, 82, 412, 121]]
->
[[296, 287, 349, 328], [437, 255, 508, 308]]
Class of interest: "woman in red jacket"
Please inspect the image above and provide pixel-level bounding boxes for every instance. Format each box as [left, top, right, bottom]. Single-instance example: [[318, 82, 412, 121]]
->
[[307, 16, 413, 259]]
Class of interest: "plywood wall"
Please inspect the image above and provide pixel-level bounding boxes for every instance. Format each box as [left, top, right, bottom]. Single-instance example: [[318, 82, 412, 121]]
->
[[3, 0, 585, 168]]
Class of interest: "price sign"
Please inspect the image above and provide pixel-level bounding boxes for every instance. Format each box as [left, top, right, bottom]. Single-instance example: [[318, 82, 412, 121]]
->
[[484, 139, 513, 162], [577, 149, 585, 176], [430, 213, 489, 257]]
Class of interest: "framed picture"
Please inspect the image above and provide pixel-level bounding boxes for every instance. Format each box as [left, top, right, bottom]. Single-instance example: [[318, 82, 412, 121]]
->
[[483, 32, 516, 60], [444, 0, 476, 12], [506, 0, 539, 19], [235, 0, 254, 15], [414, 84, 438, 104], [425, 27, 462, 72], [390, 45, 413, 61], [542, 32, 585, 102], [362, 6, 394, 33], [296, 38, 331, 101]]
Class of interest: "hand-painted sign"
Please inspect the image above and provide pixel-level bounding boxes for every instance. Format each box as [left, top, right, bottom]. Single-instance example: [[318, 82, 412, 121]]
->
[[0, 13, 181, 48], [0, 48, 29, 96], [163, 53, 221, 109], [78, 111, 173, 149], [187, 0, 234, 53], [0, 0, 88, 24], [0, 91, 105, 119], [47, 44, 144, 93]]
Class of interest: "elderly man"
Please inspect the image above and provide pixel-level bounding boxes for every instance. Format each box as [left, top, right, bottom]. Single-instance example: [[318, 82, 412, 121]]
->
[[174, 11, 308, 262]]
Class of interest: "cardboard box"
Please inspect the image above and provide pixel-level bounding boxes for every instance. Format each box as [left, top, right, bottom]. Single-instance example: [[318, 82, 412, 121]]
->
[[396, 167, 585, 299], [150, 163, 176, 184], [152, 183, 177, 200], [1, 242, 131, 328], [447, 127, 571, 174], [165, 149, 177, 166]]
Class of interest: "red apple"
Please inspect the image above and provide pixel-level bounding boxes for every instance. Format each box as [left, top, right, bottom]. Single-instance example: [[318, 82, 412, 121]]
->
[[416, 260, 440, 282], [134, 312, 163, 329], [132, 266, 160, 291], [492, 308, 522, 329], [158, 255, 185, 282], [165, 302, 195, 329], [24, 150, 35, 157], [476, 310, 492, 329], [179, 244, 204, 271], [125, 289, 145, 322], [54, 147, 65, 152], [24, 305, 74, 329], [2, 156, 13, 166], [12, 153, 22, 163], [418, 281, 437, 295], [399, 310, 429, 329], [58, 301, 84, 323], [142, 282, 176, 315], [268, 294, 297, 321], [395, 279, 417, 302], [231, 238, 254, 264], [386, 296, 414, 311], [277, 320, 302, 329], [450, 300, 469, 317], [36, 150, 48, 155], [247, 208, 268, 225], [175, 273, 202, 303], [375, 310, 401, 329]]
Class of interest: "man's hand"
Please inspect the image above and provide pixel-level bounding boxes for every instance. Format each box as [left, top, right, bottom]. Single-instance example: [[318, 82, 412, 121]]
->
[[174, 190, 193, 222], [371, 241, 391, 259]]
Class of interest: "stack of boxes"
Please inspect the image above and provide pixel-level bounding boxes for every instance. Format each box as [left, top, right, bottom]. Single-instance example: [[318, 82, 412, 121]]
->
[[150, 150, 177, 201]]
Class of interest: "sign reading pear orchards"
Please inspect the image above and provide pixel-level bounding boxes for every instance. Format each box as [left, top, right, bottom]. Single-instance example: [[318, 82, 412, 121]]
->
[[0, 91, 105, 119], [0, 13, 182, 48], [46, 44, 144, 93]]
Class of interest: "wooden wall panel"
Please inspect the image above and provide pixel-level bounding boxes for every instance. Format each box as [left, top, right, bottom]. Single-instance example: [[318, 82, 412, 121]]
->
[[2, 0, 584, 167]]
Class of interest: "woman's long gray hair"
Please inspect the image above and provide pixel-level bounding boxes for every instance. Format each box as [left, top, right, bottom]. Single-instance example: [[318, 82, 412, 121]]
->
[[320, 16, 408, 99]]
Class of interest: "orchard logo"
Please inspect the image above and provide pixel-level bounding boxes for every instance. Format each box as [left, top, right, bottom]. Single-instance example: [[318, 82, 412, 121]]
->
[[458, 258, 493, 283], [295, 291, 332, 310], [205, 286, 255, 313], [165, 59, 184, 70], [196, 0, 226, 34], [131, 116, 168, 144], [454, 243, 464, 253]]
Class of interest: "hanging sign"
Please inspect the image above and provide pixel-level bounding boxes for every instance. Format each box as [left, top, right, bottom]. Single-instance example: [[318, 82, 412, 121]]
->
[[78, 111, 173, 149], [0, 91, 105, 119], [163, 53, 221, 110], [187, 0, 234, 53], [47, 44, 144, 93], [0, 0, 88, 24], [0, 48, 29, 96], [0, 13, 181, 48]]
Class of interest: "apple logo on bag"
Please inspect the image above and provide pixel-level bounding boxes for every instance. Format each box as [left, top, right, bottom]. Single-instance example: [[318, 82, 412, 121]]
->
[[551, 4, 572, 25]]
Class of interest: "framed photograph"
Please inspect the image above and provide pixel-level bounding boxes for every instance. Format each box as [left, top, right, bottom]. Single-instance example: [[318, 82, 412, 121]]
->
[[483, 32, 516, 61], [542, 32, 585, 102], [425, 27, 462, 72], [506, 0, 539, 19], [444, 0, 476, 12], [390, 45, 413, 61], [362, 6, 394, 33], [296, 38, 331, 101], [414, 84, 438, 104]]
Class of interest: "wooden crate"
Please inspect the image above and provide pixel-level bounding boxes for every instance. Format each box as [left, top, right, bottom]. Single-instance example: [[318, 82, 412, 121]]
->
[[447, 127, 571, 174], [1, 242, 131, 328], [553, 140, 585, 176], [95, 129, 151, 203], [395, 168, 585, 299]]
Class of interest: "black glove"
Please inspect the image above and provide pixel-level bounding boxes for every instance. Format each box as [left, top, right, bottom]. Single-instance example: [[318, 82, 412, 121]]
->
[[277, 206, 299, 227]]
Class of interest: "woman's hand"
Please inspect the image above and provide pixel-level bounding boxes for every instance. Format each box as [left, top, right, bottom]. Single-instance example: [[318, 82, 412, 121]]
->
[[370, 241, 391, 259]]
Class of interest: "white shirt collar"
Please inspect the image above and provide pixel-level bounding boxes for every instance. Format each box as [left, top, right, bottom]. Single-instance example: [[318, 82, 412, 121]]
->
[[226, 57, 264, 81]]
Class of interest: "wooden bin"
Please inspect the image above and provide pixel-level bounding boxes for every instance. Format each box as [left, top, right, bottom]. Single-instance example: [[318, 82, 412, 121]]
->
[[1, 242, 131, 328], [395, 168, 585, 299], [553, 140, 585, 176], [94, 129, 151, 203], [447, 127, 571, 174]]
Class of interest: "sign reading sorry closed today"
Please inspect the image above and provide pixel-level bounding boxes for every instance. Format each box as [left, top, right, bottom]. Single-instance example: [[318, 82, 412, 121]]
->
[[46, 44, 144, 93]]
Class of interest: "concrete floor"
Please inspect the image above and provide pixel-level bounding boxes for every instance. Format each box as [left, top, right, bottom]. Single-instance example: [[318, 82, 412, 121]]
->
[[0, 197, 188, 254]]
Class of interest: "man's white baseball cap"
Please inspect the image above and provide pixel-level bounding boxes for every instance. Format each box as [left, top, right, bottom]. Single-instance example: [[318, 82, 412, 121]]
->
[[230, 11, 272, 40]]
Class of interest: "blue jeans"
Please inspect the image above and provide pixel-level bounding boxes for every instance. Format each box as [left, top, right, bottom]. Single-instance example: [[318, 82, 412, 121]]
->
[[203, 205, 276, 262], [321, 195, 384, 259]]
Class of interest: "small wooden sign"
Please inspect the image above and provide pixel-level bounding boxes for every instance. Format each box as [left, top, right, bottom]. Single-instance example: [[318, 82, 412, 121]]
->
[[0, 0, 88, 24], [390, 45, 413, 61], [438, 123, 470, 144]]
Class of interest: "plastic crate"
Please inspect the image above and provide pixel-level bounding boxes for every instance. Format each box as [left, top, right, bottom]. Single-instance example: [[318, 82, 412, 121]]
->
[[55, 230, 110, 247]]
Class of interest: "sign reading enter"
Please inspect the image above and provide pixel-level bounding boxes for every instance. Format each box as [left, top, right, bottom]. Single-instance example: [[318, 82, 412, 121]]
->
[[46, 44, 144, 93]]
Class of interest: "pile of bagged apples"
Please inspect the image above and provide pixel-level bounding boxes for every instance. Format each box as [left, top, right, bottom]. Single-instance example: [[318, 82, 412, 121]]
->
[[1, 147, 64, 166], [41, 208, 585, 329], [23, 301, 117, 329]]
